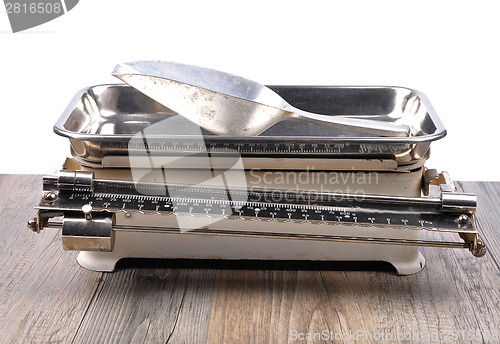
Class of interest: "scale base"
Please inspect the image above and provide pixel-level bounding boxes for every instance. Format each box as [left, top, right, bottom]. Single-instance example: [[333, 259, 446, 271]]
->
[[76, 229, 426, 275]]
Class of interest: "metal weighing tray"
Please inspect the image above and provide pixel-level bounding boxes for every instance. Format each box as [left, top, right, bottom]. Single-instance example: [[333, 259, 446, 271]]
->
[[54, 84, 446, 168]]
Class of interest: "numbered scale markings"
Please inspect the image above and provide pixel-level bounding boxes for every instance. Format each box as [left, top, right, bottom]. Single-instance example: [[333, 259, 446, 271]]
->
[[38, 189, 474, 233]]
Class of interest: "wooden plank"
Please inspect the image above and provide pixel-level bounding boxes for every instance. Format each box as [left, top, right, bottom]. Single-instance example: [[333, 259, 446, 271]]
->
[[70, 263, 216, 344], [206, 182, 500, 343], [206, 252, 500, 343], [1, 176, 500, 344], [0, 175, 104, 343]]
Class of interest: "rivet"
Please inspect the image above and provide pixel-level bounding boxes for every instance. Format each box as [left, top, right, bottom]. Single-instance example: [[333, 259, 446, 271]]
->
[[456, 214, 470, 224], [27, 218, 38, 232], [43, 192, 57, 202], [82, 204, 93, 220]]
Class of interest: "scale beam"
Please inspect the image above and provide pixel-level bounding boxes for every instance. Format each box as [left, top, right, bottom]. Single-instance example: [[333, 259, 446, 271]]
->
[[30, 170, 486, 258]]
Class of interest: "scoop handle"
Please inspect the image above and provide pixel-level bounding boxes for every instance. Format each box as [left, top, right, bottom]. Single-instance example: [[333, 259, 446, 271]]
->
[[290, 107, 410, 137]]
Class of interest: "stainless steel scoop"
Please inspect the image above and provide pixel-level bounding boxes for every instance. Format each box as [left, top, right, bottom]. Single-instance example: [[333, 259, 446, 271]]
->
[[112, 61, 410, 137]]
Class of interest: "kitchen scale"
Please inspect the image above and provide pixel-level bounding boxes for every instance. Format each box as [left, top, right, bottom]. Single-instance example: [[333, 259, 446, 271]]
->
[[28, 63, 486, 274]]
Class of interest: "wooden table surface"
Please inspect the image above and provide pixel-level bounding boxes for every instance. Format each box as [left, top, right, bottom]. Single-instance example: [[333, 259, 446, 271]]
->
[[0, 175, 499, 343]]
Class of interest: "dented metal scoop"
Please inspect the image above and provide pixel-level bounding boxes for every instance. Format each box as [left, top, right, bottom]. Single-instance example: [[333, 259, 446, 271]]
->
[[112, 61, 410, 137]]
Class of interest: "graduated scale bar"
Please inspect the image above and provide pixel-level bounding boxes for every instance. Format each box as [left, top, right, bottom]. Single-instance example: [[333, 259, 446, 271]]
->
[[32, 170, 486, 257]]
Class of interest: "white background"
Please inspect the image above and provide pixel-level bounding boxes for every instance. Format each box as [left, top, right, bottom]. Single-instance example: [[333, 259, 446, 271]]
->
[[1, 0, 499, 180]]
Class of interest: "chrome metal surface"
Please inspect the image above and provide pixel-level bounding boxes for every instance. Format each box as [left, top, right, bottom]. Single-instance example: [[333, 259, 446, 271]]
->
[[27, 218, 37, 232], [82, 204, 93, 220], [441, 193, 477, 214], [41, 171, 478, 220], [43, 192, 57, 202], [49, 170, 94, 192], [457, 214, 471, 224], [113, 61, 410, 137], [61, 213, 114, 252], [39, 220, 479, 252], [53, 84, 446, 166]]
